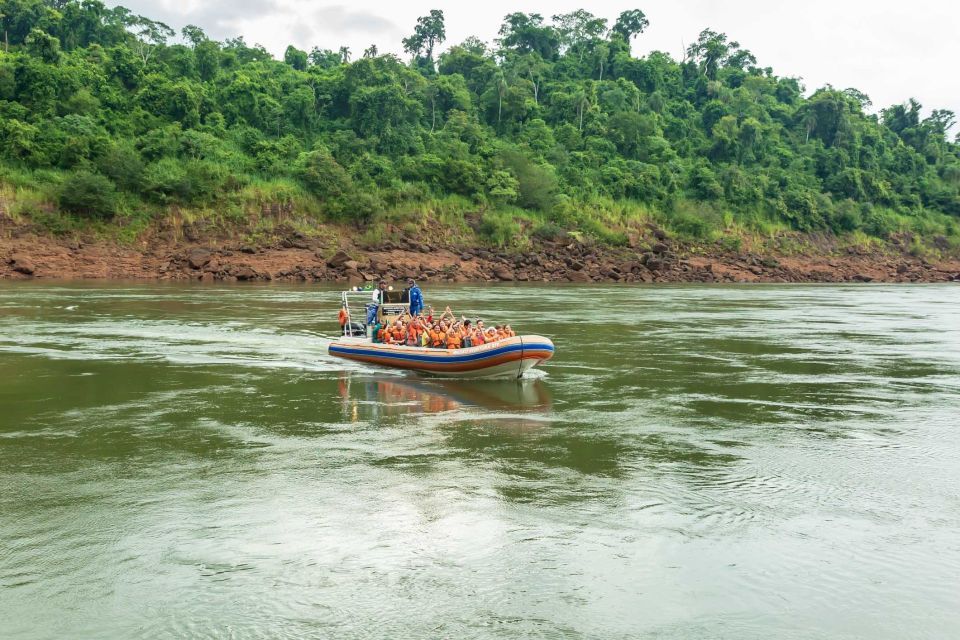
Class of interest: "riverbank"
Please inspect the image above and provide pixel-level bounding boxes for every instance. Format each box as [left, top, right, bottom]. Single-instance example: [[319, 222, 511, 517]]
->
[[2, 221, 959, 284]]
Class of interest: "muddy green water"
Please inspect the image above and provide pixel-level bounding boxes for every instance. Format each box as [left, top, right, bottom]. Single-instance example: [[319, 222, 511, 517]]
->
[[1, 283, 959, 639]]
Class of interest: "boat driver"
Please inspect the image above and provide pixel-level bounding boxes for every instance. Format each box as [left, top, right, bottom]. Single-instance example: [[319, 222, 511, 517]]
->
[[367, 280, 388, 325]]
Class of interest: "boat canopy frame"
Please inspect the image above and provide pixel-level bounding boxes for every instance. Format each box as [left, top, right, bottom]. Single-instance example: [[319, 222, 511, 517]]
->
[[339, 288, 410, 337]]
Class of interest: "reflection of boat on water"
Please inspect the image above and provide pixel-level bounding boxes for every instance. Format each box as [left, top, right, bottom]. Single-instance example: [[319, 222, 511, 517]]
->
[[328, 287, 554, 379], [337, 373, 553, 422]]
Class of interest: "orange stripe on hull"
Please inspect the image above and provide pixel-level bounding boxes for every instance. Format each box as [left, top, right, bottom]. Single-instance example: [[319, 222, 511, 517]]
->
[[339, 350, 544, 373]]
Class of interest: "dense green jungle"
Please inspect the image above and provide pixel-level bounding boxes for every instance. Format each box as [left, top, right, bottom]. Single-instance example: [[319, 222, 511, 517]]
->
[[1, 1, 958, 255]]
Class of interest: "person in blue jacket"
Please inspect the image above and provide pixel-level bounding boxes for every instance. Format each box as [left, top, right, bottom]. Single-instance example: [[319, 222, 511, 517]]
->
[[406, 278, 424, 316]]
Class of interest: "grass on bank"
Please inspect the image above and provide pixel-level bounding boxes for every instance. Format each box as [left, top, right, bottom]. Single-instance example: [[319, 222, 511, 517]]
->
[[2, 164, 959, 260]]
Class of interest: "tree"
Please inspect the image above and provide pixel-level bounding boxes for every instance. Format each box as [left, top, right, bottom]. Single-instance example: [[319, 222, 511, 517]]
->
[[842, 87, 871, 110], [552, 10, 607, 62], [510, 52, 549, 104], [611, 9, 649, 44], [195, 39, 219, 81], [284, 44, 307, 71], [685, 29, 754, 79], [926, 110, 956, 140], [24, 27, 60, 63], [309, 47, 340, 68], [0, 8, 8, 52], [123, 14, 175, 64], [497, 13, 559, 59], [180, 24, 206, 48], [402, 9, 445, 68], [493, 69, 507, 123], [363, 44, 378, 58]]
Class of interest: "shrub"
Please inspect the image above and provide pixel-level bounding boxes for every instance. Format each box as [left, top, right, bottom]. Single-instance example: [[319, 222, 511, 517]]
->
[[142, 158, 225, 204], [295, 148, 353, 202], [57, 171, 117, 219], [862, 205, 899, 238], [830, 199, 862, 233], [497, 148, 557, 210], [532, 221, 567, 241], [97, 142, 145, 191], [480, 210, 521, 247]]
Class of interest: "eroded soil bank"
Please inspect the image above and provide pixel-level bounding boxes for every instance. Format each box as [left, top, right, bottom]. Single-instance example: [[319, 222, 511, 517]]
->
[[3, 221, 959, 284]]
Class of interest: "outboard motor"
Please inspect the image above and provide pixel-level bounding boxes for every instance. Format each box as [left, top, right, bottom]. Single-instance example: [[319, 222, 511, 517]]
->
[[344, 321, 366, 337]]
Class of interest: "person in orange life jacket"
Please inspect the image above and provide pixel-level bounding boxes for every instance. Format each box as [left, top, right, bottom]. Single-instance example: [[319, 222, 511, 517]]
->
[[406, 320, 419, 346], [472, 323, 486, 346], [446, 322, 462, 349], [381, 322, 395, 344], [392, 321, 406, 343], [461, 319, 474, 347], [429, 322, 445, 348], [439, 320, 454, 347]]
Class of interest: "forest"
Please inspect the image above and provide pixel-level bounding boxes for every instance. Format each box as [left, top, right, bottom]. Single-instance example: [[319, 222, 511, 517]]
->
[[1, 0, 959, 252]]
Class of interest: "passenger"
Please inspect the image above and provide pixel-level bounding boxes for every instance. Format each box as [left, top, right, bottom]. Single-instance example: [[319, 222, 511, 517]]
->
[[372, 319, 383, 343], [505, 324, 515, 337], [381, 324, 394, 344], [472, 323, 486, 346], [406, 322, 418, 346], [430, 323, 445, 348], [461, 320, 473, 347], [446, 323, 462, 349], [392, 321, 405, 344], [439, 306, 457, 325]]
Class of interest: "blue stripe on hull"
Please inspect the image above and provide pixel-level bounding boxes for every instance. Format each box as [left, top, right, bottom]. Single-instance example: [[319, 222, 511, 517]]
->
[[329, 342, 554, 365]]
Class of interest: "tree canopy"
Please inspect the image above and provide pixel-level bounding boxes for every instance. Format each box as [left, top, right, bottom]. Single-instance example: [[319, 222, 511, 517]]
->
[[0, 0, 957, 248]]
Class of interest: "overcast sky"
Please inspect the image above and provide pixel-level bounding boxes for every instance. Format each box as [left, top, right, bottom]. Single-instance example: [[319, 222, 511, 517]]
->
[[107, 0, 960, 125]]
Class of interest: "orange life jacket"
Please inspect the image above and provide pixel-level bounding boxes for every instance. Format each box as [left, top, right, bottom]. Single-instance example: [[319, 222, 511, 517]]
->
[[338, 308, 348, 327], [472, 330, 485, 345], [446, 333, 461, 349]]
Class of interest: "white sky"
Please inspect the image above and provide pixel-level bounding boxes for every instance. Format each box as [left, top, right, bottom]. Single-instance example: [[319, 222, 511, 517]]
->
[[109, 0, 960, 127]]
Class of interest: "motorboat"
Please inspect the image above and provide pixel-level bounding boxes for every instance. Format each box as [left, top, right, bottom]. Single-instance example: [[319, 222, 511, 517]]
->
[[328, 287, 554, 379]]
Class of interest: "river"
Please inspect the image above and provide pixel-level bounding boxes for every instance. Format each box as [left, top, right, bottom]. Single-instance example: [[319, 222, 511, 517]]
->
[[2, 282, 959, 639]]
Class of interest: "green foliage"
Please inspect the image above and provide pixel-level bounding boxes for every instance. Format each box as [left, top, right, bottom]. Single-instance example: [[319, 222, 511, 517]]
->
[[57, 170, 118, 218], [142, 157, 225, 204], [0, 0, 956, 251], [480, 209, 522, 247]]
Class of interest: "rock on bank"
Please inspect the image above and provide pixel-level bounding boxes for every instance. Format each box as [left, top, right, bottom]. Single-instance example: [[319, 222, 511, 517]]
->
[[2, 227, 959, 284]]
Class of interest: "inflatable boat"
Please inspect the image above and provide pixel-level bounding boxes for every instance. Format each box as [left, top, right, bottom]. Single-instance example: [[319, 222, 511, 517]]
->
[[327, 286, 554, 379], [329, 334, 554, 378]]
